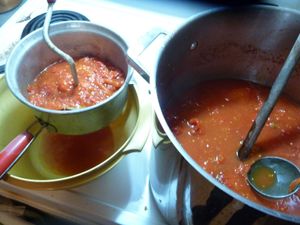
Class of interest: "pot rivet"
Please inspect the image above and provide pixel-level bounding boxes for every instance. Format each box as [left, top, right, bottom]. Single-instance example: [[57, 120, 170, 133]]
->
[[190, 41, 198, 50]]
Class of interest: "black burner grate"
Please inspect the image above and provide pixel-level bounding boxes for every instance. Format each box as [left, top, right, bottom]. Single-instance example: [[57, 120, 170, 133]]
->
[[0, 10, 89, 73], [21, 10, 89, 38]]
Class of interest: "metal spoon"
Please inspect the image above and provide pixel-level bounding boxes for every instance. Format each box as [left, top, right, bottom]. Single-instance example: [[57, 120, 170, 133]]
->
[[237, 34, 300, 160], [247, 156, 300, 199], [43, 0, 79, 86]]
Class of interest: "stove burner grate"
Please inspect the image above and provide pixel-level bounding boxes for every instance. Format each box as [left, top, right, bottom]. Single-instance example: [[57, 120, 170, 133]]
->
[[21, 10, 89, 38], [0, 10, 89, 74]]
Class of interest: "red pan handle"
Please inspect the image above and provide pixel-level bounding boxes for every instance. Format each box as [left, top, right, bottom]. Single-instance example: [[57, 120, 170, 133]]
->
[[0, 131, 34, 179]]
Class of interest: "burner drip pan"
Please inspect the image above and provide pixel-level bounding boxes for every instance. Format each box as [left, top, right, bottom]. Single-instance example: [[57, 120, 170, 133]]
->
[[21, 10, 89, 38]]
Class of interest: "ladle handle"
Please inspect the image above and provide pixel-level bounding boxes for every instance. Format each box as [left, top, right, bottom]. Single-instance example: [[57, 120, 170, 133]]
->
[[127, 28, 168, 83], [0, 132, 34, 179], [44, 0, 79, 86], [238, 34, 300, 160]]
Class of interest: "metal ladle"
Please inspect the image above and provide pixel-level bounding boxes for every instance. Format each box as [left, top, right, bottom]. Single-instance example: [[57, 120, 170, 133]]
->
[[237, 34, 300, 160], [247, 157, 300, 199], [43, 0, 79, 86], [237, 34, 300, 199]]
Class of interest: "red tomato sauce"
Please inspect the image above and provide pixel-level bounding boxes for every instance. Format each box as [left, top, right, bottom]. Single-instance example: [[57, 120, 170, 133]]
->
[[41, 127, 114, 176], [166, 79, 300, 215], [27, 57, 125, 110]]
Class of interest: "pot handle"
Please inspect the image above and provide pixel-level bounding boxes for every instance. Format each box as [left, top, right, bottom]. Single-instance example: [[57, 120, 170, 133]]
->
[[0, 119, 47, 179], [127, 28, 168, 83], [0, 131, 34, 179], [121, 85, 152, 154], [152, 115, 170, 149]]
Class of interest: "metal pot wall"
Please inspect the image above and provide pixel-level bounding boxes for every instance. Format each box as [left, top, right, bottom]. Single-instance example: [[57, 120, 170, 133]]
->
[[150, 5, 300, 224]]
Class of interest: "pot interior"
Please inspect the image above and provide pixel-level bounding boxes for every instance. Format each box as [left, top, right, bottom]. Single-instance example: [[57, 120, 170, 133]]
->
[[156, 6, 300, 108]]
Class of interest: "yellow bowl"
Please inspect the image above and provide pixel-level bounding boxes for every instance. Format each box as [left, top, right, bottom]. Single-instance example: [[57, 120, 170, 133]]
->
[[0, 76, 151, 190]]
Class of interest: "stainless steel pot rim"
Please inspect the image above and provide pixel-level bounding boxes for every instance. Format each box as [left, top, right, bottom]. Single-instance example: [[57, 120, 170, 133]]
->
[[5, 21, 133, 115], [150, 4, 300, 223]]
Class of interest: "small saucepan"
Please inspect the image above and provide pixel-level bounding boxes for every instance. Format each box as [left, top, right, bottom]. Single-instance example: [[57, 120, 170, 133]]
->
[[1, 21, 153, 178]]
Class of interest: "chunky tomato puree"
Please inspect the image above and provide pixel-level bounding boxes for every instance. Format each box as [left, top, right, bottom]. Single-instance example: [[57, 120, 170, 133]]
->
[[166, 79, 300, 215], [27, 57, 125, 110]]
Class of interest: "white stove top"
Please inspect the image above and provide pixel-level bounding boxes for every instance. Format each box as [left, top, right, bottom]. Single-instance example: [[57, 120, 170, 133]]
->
[[0, 1, 213, 224], [2, 1, 299, 224]]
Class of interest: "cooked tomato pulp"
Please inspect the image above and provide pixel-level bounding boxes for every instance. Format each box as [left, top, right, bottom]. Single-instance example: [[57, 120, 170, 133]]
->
[[166, 79, 300, 215], [27, 57, 125, 110]]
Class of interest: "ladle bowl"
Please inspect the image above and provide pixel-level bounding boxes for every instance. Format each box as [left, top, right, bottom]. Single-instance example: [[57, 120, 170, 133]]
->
[[247, 156, 300, 199]]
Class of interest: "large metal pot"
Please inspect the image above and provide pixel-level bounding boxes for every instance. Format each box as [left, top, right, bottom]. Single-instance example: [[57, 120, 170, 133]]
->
[[150, 5, 300, 224]]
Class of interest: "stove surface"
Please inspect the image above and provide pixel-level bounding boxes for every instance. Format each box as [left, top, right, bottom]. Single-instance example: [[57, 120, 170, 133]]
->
[[1, 1, 300, 225]]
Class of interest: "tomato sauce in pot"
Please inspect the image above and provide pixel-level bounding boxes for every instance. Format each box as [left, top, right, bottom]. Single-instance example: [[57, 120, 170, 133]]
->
[[27, 57, 125, 110], [166, 79, 300, 215]]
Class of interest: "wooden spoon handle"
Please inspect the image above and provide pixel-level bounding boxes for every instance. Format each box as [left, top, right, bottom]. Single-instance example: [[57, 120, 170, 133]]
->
[[238, 34, 300, 160]]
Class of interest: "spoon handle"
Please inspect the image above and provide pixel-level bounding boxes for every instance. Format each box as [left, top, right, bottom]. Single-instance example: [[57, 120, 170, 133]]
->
[[238, 34, 300, 160]]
